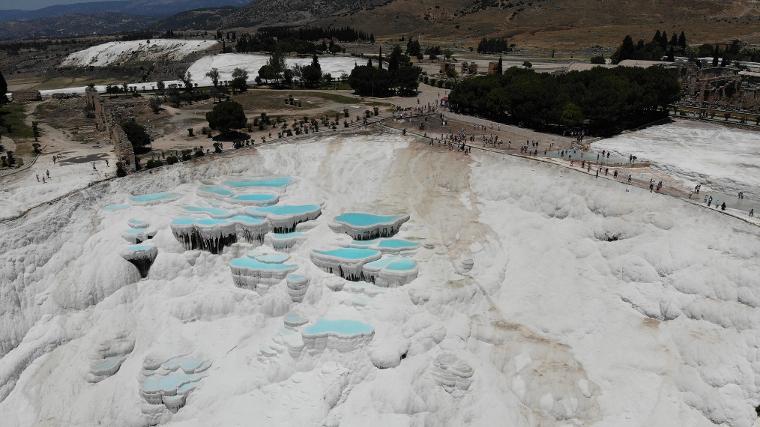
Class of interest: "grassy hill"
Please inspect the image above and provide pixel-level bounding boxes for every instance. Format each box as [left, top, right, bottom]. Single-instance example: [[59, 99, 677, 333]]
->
[[222, 0, 760, 49]]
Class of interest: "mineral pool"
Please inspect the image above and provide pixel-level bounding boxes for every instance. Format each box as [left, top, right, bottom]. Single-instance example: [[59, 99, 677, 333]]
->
[[315, 247, 382, 260], [334, 212, 401, 227], [229, 257, 298, 272], [129, 192, 181, 204], [303, 319, 374, 337], [223, 176, 292, 189]]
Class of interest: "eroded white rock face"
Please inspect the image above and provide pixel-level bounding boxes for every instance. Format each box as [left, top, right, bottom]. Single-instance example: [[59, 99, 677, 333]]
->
[[430, 353, 474, 396], [369, 338, 410, 369], [302, 319, 375, 354], [246, 204, 322, 233], [362, 256, 418, 287], [120, 244, 158, 278], [86, 333, 134, 383], [310, 248, 382, 281], [286, 274, 310, 302], [229, 257, 298, 293], [140, 354, 211, 425], [2, 130, 760, 427]]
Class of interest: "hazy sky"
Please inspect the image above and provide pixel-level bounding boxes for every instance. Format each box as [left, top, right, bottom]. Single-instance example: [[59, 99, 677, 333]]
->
[[0, 0, 123, 10]]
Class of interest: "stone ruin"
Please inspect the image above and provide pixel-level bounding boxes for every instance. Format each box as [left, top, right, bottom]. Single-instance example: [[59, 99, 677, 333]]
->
[[85, 86, 136, 173]]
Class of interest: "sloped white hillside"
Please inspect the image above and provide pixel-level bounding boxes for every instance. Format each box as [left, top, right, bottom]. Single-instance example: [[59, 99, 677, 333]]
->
[[61, 39, 218, 67], [0, 132, 759, 426]]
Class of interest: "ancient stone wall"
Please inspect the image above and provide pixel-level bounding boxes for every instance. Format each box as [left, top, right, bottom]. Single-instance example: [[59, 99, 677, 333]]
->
[[84, 86, 136, 172]]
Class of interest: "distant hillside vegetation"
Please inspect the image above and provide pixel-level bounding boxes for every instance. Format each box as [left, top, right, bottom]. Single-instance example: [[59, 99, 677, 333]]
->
[[0, 0, 249, 39], [220, 0, 760, 48]]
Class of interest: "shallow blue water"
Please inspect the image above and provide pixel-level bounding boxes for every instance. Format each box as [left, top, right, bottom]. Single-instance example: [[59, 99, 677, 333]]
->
[[195, 218, 230, 226], [91, 356, 124, 373], [386, 258, 417, 271], [199, 185, 234, 197], [254, 253, 289, 263], [103, 204, 129, 212], [130, 192, 180, 203], [183, 205, 232, 218], [171, 217, 196, 226], [316, 247, 381, 260], [127, 244, 153, 252], [271, 232, 305, 240], [228, 215, 266, 225], [378, 240, 417, 249], [249, 204, 320, 216], [335, 212, 399, 227], [127, 218, 148, 228], [545, 149, 628, 164], [229, 193, 279, 204], [230, 257, 297, 271], [352, 238, 418, 249], [223, 177, 292, 188], [142, 370, 202, 394], [303, 319, 374, 336], [163, 356, 205, 373]]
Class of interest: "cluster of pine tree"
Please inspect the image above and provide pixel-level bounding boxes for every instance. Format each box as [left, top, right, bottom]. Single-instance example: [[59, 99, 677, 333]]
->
[[448, 66, 680, 136], [348, 46, 421, 97], [0, 69, 7, 104], [236, 33, 342, 55], [697, 40, 759, 66], [477, 37, 510, 54], [611, 30, 687, 64], [257, 26, 372, 43]]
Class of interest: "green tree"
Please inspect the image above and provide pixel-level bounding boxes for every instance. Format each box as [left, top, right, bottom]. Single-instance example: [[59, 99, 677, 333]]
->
[[611, 35, 635, 64], [258, 65, 277, 82], [121, 119, 151, 153], [267, 48, 286, 82], [206, 100, 247, 134], [231, 67, 249, 92], [205, 68, 220, 88], [149, 96, 162, 113], [181, 71, 193, 92], [406, 39, 421, 58], [560, 102, 584, 126], [388, 45, 408, 74], [0, 70, 8, 103], [166, 87, 182, 107], [348, 65, 393, 97], [301, 55, 322, 88], [590, 55, 606, 64], [395, 65, 421, 96]]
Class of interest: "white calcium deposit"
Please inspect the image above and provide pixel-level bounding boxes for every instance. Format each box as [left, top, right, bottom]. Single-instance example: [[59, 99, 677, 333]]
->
[[0, 131, 759, 426]]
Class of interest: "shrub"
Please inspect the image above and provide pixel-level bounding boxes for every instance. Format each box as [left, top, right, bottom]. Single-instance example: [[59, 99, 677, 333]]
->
[[145, 159, 164, 169]]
